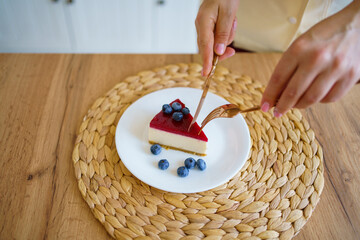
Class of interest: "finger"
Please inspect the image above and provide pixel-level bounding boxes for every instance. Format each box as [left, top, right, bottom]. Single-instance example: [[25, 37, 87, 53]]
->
[[214, 8, 236, 56], [320, 78, 353, 103], [201, 41, 214, 77], [295, 72, 337, 109], [227, 18, 237, 45], [219, 47, 235, 61], [260, 52, 298, 112], [197, 32, 214, 76], [218, 19, 237, 62], [321, 72, 357, 102], [196, 13, 216, 76], [295, 55, 348, 108], [273, 67, 319, 116]]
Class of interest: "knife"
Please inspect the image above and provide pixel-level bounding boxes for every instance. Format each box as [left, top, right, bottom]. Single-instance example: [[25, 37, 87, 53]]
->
[[188, 54, 219, 132]]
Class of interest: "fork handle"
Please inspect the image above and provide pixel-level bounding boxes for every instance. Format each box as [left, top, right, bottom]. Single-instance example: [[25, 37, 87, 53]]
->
[[240, 106, 261, 113]]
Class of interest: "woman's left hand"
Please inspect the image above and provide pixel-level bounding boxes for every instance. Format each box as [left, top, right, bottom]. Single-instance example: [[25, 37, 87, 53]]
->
[[261, 1, 360, 117]]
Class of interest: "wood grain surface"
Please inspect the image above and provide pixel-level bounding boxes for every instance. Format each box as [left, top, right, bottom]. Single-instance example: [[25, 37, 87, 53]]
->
[[0, 53, 359, 240]]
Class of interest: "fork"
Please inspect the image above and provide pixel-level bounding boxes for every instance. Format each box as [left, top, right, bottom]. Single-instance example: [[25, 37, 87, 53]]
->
[[198, 104, 260, 134]]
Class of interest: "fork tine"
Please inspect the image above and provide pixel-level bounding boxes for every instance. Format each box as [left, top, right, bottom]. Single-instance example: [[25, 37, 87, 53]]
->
[[201, 107, 222, 125], [198, 104, 260, 135], [198, 121, 209, 135], [199, 110, 221, 132], [197, 107, 223, 134], [200, 117, 213, 130]]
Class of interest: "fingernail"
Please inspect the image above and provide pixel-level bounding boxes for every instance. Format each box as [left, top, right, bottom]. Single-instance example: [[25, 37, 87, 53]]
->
[[215, 43, 225, 55], [232, 19, 237, 30], [261, 102, 270, 112], [274, 108, 282, 118]]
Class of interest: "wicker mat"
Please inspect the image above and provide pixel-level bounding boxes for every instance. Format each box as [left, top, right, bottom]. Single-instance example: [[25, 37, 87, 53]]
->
[[72, 63, 324, 240]]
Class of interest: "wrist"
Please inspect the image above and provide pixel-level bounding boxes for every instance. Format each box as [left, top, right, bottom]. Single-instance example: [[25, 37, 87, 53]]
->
[[345, 1, 360, 30]]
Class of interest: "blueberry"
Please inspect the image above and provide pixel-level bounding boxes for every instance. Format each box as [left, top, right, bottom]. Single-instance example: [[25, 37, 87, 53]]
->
[[177, 166, 189, 177], [158, 159, 169, 170], [184, 157, 196, 169], [172, 112, 183, 121], [150, 144, 162, 155], [181, 107, 190, 115], [196, 159, 206, 171], [162, 104, 173, 114], [171, 102, 182, 111]]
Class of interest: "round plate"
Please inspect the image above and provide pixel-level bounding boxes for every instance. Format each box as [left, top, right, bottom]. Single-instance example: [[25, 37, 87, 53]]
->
[[115, 87, 251, 193]]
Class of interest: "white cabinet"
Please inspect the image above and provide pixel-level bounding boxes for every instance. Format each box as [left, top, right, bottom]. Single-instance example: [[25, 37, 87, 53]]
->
[[0, 0, 72, 52], [153, 0, 198, 53], [0, 0, 200, 53], [67, 0, 153, 53]]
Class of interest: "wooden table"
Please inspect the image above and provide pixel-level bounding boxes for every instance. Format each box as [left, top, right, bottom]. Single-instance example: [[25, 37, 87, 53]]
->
[[0, 54, 359, 240]]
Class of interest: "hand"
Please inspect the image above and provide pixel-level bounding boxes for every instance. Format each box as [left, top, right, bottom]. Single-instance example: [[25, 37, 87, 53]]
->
[[261, 1, 360, 117], [195, 0, 239, 76]]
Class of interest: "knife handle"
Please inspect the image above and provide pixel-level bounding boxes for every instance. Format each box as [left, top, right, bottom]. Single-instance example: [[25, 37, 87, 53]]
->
[[188, 54, 219, 132]]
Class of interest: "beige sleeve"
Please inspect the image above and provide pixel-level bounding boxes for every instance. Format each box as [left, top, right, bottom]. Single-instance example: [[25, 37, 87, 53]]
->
[[233, 0, 309, 52], [233, 0, 352, 52]]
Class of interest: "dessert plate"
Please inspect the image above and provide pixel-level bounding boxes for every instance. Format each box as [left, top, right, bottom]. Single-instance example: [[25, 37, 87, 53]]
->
[[115, 87, 251, 193]]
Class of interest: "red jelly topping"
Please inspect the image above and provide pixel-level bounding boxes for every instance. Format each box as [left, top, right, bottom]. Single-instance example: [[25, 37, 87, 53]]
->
[[149, 99, 208, 141]]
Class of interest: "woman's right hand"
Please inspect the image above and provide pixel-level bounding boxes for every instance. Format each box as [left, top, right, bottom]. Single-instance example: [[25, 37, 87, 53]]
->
[[195, 0, 239, 76]]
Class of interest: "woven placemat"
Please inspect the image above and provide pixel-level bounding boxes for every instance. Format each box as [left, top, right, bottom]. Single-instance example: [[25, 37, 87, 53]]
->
[[72, 63, 324, 240]]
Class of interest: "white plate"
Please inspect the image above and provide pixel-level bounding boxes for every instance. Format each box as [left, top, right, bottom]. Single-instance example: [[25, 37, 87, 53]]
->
[[115, 87, 251, 193]]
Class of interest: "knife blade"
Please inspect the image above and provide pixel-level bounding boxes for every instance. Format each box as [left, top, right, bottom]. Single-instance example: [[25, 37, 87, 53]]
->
[[188, 54, 219, 132]]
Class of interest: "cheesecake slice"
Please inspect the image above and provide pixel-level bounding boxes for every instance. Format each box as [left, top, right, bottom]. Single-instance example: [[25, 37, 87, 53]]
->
[[149, 99, 208, 156]]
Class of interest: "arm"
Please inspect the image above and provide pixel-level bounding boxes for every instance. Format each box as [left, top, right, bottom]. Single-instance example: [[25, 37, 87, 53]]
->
[[261, 1, 360, 117]]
